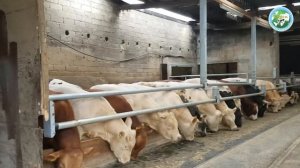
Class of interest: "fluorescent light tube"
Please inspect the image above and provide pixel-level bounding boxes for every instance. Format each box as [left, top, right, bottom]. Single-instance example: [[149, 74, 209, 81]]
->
[[220, 3, 244, 17], [122, 0, 144, 5], [258, 4, 285, 11], [147, 8, 195, 22], [293, 2, 300, 6]]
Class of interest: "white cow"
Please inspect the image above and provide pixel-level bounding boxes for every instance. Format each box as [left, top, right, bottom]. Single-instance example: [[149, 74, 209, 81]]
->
[[137, 81, 223, 132], [90, 84, 182, 142], [49, 79, 136, 164], [183, 79, 239, 131], [120, 83, 199, 140]]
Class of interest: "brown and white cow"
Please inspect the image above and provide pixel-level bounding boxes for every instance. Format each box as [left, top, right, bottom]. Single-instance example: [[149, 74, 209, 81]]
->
[[221, 78, 268, 120], [90, 84, 182, 142], [89, 89, 151, 160], [137, 81, 223, 132], [43, 93, 93, 168], [49, 79, 136, 164]]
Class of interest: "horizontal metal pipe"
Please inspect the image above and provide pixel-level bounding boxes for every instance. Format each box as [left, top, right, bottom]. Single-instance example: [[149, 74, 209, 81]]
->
[[169, 73, 248, 79], [286, 84, 300, 88], [56, 99, 216, 130], [256, 77, 274, 79], [220, 92, 264, 101], [208, 82, 251, 86], [207, 73, 247, 77], [50, 84, 203, 101], [266, 87, 283, 91]]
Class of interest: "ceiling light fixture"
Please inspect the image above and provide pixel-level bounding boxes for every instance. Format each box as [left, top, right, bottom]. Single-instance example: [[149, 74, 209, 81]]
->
[[122, 0, 144, 5], [293, 2, 300, 6], [258, 4, 286, 11], [147, 8, 196, 22], [220, 3, 244, 18]]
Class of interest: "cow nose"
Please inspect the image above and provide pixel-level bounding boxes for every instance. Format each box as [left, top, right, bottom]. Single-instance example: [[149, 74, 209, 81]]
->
[[176, 134, 182, 141]]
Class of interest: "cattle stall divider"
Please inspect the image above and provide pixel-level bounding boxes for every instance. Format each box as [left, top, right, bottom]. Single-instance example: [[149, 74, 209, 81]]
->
[[45, 81, 268, 138], [45, 77, 300, 138]]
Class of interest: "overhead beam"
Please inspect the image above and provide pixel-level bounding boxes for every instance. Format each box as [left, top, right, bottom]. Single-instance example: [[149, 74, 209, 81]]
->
[[121, 0, 199, 10], [214, 0, 271, 29], [193, 22, 252, 30]]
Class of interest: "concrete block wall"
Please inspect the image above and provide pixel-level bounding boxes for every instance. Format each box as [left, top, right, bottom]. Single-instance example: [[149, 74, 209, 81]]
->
[[0, 0, 44, 167], [0, 90, 17, 168], [45, 0, 198, 88], [206, 28, 279, 77]]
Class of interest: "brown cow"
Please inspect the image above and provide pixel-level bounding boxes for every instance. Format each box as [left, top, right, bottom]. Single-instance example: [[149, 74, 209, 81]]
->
[[89, 89, 152, 160], [43, 91, 93, 168]]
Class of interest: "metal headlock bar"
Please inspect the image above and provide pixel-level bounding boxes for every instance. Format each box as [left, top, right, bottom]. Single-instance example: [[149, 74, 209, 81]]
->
[[45, 81, 300, 138], [168, 73, 248, 80], [49, 84, 203, 101]]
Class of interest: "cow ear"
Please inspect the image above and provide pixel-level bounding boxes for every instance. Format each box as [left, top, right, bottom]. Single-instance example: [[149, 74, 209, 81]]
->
[[125, 117, 133, 128], [82, 147, 94, 155], [192, 117, 198, 124], [158, 112, 167, 119], [119, 131, 125, 137], [44, 150, 62, 162]]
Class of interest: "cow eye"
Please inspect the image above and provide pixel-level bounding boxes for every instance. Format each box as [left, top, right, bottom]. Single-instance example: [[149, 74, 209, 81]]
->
[[58, 82, 63, 84]]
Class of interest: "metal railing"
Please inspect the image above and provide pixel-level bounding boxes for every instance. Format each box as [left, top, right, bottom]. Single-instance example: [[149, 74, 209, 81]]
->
[[44, 76, 300, 138], [168, 73, 249, 80]]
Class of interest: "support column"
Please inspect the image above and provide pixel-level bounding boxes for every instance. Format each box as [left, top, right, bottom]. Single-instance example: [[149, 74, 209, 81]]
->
[[200, 0, 207, 88], [251, 17, 257, 84]]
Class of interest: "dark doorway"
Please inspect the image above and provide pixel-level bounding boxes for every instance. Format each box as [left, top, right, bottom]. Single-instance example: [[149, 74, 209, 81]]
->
[[172, 66, 193, 76], [280, 45, 300, 75], [198, 62, 238, 80]]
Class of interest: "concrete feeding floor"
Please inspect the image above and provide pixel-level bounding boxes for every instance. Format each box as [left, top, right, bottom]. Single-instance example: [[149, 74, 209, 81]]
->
[[103, 103, 300, 168]]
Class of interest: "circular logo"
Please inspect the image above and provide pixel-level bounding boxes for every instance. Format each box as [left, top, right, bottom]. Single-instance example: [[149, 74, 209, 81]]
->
[[268, 7, 294, 32]]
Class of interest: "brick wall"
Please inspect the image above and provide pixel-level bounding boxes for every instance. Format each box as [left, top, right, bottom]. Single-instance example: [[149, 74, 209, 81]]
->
[[45, 0, 198, 88]]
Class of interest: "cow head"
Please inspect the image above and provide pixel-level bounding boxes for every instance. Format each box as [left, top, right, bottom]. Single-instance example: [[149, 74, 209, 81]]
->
[[49, 79, 83, 94], [241, 99, 258, 120], [109, 117, 136, 164], [178, 115, 199, 141], [44, 147, 93, 168], [205, 110, 223, 132], [267, 98, 281, 113], [219, 91, 243, 128], [150, 111, 182, 142], [280, 94, 292, 108]]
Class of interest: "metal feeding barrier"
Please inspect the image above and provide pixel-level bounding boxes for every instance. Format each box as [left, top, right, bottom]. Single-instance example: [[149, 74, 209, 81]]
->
[[44, 68, 300, 138], [168, 72, 249, 81], [44, 79, 300, 138]]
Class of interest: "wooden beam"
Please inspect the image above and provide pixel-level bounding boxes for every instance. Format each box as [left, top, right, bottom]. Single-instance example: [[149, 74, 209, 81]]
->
[[121, 0, 199, 10], [214, 0, 271, 29]]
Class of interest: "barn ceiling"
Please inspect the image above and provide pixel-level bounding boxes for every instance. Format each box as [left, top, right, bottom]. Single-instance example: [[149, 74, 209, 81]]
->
[[114, 0, 300, 31]]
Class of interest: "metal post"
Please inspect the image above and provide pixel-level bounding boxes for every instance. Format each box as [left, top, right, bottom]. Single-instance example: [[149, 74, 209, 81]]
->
[[273, 67, 278, 84], [44, 101, 56, 138], [200, 0, 207, 88], [212, 86, 220, 103], [291, 72, 295, 84], [251, 17, 257, 85]]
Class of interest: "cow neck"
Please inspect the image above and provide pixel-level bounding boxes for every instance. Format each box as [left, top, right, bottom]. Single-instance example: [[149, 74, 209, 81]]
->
[[179, 95, 202, 120]]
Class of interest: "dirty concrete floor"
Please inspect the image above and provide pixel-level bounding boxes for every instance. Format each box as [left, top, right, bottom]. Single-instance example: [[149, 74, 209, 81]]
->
[[104, 103, 300, 168]]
